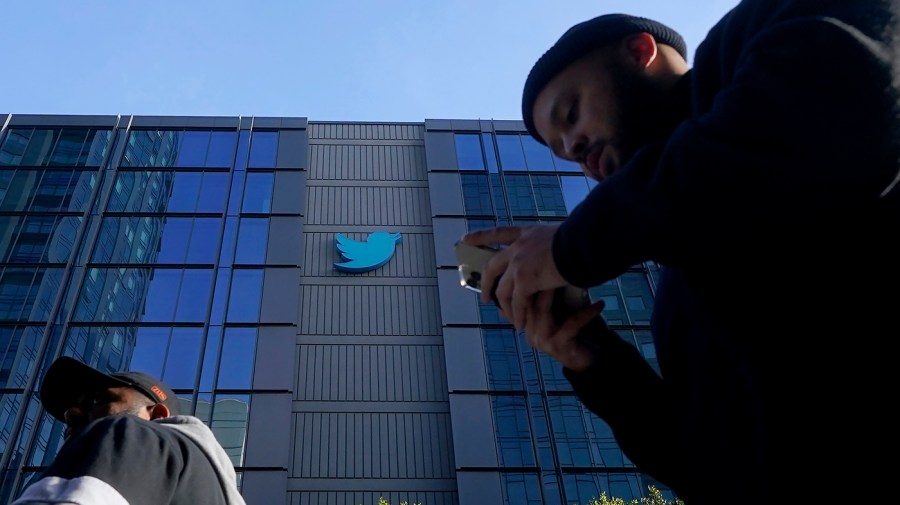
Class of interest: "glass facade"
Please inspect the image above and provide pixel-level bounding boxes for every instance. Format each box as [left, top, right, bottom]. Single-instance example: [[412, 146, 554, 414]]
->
[[2, 115, 672, 505], [0, 120, 290, 502]]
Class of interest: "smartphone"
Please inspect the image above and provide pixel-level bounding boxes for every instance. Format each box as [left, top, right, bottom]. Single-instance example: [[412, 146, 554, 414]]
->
[[454, 241, 591, 317], [454, 241, 500, 293]]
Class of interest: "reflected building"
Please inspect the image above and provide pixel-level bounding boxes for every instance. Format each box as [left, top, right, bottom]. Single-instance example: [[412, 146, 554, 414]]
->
[[0, 115, 671, 505]]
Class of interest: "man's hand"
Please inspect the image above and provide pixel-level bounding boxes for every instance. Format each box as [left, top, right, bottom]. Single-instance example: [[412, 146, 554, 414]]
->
[[462, 224, 567, 329], [526, 290, 606, 372]]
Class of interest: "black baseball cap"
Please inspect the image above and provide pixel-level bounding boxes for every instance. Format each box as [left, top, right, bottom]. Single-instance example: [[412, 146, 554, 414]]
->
[[40, 356, 180, 421]]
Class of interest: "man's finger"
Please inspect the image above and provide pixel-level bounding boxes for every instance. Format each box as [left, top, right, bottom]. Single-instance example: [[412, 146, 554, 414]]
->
[[557, 301, 606, 337], [480, 250, 509, 305], [462, 226, 523, 246]]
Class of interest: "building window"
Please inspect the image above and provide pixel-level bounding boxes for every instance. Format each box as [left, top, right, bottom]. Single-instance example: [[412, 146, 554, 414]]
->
[[562, 473, 643, 505], [73, 268, 213, 323], [484, 329, 522, 390], [496, 134, 527, 171], [548, 396, 631, 469], [241, 172, 274, 213], [0, 128, 111, 167], [0, 169, 96, 213], [454, 133, 485, 171], [234, 218, 269, 264], [226, 269, 263, 322], [521, 136, 555, 172], [500, 473, 542, 505], [504, 175, 536, 216], [461, 174, 493, 216], [493, 395, 535, 467], [0, 326, 45, 389], [216, 327, 257, 389], [122, 130, 237, 169], [531, 175, 567, 217], [0, 267, 62, 322], [248, 131, 278, 169]]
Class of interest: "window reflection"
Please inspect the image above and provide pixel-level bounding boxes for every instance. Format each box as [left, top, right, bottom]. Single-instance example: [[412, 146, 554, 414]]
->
[[217, 328, 257, 389], [484, 329, 521, 390], [504, 175, 536, 216], [234, 218, 268, 264], [493, 396, 535, 466], [122, 129, 236, 169], [531, 175, 566, 217], [241, 172, 274, 213], [226, 269, 263, 322], [73, 268, 213, 323], [461, 174, 493, 215], [521, 136, 555, 171], [496, 134, 527, 171], [248, 131, 278, 168], [0, 169, 96, 213], [501, 473, 542, 505], [207, 394, 250, 467], [454, 134, 485, 171], [562, 473, 642, 505], [0, 128, 111, 167], [176, 131, 211, 168], [561, 176, 590, 214], [0, 215, 82, 264]]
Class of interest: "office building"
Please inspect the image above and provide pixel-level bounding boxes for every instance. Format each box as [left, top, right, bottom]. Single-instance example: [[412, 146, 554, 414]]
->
[[0, 114, 668, 505]]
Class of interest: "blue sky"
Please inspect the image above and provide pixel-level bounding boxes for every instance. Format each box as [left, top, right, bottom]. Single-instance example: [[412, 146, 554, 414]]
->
[[2, 1, 740, 122]]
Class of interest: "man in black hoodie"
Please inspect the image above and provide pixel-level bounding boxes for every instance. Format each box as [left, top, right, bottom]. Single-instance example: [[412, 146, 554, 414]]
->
[[464, 2, 900, 503], [13, 357, 246, 505]]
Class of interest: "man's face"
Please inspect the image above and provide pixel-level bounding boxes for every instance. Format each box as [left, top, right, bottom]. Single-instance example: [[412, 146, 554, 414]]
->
[[532, 47, 664, 181], [63, 386, 154, 440]]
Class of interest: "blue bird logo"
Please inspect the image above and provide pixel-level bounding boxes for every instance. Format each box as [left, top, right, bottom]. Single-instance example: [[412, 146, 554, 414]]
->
[[334, 232, 402, 273]]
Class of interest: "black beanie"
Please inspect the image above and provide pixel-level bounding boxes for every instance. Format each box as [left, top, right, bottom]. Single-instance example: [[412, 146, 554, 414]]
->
[[522, 13, 687, 145]]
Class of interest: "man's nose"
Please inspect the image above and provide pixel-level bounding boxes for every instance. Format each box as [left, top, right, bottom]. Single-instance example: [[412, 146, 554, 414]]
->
[[63, 406, 86, 425], [562, 131, 587, 159]]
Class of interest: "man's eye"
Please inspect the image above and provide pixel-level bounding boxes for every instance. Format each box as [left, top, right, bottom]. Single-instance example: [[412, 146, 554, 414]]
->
[[566, 100, 578, 125]]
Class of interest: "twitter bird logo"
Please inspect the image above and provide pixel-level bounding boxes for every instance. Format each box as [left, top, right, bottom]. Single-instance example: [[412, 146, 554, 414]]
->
[[334, 232, 402, 273]]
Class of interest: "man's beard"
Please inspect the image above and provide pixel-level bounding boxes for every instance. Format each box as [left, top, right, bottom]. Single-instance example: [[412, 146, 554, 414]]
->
[[607, 64, 673, 164]]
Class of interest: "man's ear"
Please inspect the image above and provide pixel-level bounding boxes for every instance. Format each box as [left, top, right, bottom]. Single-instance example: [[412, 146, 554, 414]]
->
[[149, 403, 170, 420], [622, 32, 658, 69]]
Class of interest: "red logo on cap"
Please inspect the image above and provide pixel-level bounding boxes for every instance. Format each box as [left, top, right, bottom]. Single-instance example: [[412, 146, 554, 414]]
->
[[150, 385, 168, 401]]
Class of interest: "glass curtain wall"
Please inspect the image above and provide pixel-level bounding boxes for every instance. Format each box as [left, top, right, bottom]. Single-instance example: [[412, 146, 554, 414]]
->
[[0, 126, 279, 499]]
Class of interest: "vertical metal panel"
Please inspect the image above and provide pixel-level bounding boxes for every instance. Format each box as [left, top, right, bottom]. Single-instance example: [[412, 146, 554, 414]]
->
[[427, 172, 464, 216], [272, 171, 306, 214], [432, 218, 468, 268], [457, 472, 503, 505], [304, 232, 435, 277], [260, 267, 301, 324], [305, 187, 432, 226], [245, 393, 293, 467], [291, 492, 458, 505], [292, 412, 454, 478], [308, 123, 424, 141], [437, 270, 480, 325], [443, 328, 488, 392], [424, 130, 458, 170], [448, 395, 498, 468], [298, 285, 441, 335], [307, 144, 426, 181], [254, 326, 297, 390], [296, 345, 448, 401], [242, 471, 288, 505], [266, 217, 304, 266], [277, 129, 308, 169]]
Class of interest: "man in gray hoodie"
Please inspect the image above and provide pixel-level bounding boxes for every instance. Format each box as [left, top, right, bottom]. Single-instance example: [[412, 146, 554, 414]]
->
[[12, 356, 246, 505]]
